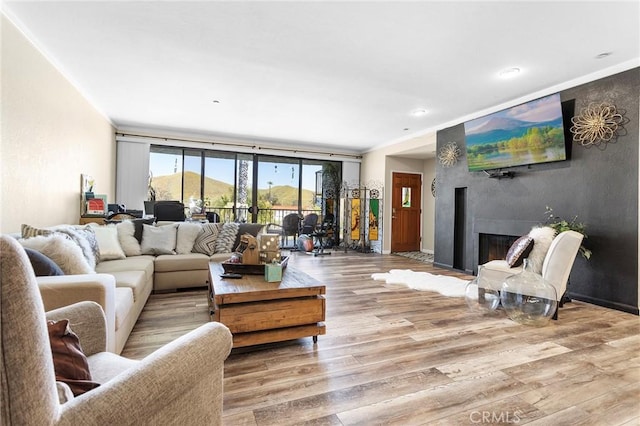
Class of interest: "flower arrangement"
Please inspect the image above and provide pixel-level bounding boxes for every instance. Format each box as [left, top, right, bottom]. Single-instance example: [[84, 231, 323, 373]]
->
[[544, 206, 591, 260]]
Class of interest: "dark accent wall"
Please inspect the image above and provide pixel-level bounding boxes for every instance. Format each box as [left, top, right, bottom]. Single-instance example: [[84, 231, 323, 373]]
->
[[434, 68, 640, 314]]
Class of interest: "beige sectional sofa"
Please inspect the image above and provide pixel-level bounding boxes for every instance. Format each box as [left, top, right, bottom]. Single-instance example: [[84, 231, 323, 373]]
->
[[16, 220, 265, 354]]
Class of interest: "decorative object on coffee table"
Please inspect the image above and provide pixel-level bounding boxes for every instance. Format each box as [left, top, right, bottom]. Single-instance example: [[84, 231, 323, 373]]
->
[[222, 255, 289, 275], [264, 261, 283, 282]]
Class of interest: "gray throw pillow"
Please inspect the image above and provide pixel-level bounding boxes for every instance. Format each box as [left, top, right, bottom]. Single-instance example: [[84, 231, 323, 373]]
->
[[24, 247, 65, 276], [215, 222, 240, 254]]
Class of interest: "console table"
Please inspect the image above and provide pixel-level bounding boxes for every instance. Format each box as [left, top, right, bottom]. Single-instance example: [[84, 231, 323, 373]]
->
[[207, 263, 326, 348]]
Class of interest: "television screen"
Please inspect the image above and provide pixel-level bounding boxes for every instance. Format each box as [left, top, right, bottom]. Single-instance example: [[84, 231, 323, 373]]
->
[[463, 93, 567, 172]]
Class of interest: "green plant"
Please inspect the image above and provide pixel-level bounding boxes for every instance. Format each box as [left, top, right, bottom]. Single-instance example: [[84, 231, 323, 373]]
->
[[544, 206, 591, 260]]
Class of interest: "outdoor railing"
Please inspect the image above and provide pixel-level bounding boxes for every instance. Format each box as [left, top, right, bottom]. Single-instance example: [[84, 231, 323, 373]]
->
[[204, 207, 321, 225]]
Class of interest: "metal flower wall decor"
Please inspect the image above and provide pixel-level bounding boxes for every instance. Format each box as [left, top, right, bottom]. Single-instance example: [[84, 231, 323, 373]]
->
[[438, 141, 461, 167], [570, 102, 624, 148]]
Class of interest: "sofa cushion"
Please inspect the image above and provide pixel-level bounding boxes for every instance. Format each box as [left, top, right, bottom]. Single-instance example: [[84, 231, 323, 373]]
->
[[176, 222, 202, 254], [24, 247, 65, 276], [20, 234, 94, 275], [193, 223, 222, 256], [114, 287, 134, 331], [47, 319, 100, 396], [154, 253, 210, 272], [87, 352, 139, 384], [132, 217, 156, 243], [95, 256, 155, 284], [109, 270, 148, 302], [141, 223, 177, 255]]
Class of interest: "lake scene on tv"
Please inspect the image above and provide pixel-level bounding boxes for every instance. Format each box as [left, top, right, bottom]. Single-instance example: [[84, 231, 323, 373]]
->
[[464, 93, 566, 172]]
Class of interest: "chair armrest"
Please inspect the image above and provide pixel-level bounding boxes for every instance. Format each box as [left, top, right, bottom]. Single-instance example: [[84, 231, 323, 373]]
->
[[37, 274, 116, 353], [45, 301, 107, 356], [58, 322, 233, 425]]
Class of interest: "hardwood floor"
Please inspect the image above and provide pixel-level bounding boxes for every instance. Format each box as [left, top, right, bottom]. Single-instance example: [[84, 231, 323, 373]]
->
[[122, 251, 640, 425]]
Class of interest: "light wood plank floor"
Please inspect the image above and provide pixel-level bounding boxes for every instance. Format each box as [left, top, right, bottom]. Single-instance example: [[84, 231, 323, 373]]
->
[[122, 251, 640, 425]]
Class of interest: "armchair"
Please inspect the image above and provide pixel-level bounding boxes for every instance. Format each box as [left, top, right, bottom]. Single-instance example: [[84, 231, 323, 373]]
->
[[1, 236, 233, 425], [480, 230, 583, 319]]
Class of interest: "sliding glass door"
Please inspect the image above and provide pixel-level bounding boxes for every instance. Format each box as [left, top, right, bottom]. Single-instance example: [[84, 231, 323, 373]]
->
[[149, 146, 339, 226]]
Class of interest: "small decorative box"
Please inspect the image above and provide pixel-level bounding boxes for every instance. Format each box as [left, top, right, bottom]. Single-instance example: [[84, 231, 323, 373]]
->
[[264, 262, 282, 282]]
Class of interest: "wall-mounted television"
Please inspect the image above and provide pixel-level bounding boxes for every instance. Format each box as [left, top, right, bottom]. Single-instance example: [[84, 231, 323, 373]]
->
[[463, 93, 567, 172]]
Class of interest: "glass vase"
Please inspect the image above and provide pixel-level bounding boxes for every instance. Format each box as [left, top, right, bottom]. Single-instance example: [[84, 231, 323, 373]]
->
[[465, 265, 501, 313], [500, 259, 558, 326]]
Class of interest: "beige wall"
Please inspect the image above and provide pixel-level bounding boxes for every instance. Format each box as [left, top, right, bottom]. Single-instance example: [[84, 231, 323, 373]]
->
[[361, 133, 437, 254], [1, 15, 115, 232]]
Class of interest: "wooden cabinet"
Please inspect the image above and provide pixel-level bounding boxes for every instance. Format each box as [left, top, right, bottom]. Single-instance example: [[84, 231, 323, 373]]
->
[[79, 216, 105, 225]]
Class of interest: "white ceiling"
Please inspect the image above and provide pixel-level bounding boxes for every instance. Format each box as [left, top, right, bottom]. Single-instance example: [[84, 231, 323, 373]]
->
[[4, 1, 639, 155]]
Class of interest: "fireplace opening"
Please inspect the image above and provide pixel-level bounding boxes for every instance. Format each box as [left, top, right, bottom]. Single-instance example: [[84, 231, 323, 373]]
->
[[479, 233, 519, 264]]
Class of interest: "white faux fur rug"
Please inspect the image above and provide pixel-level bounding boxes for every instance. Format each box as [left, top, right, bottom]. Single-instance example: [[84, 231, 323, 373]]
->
[[372, 269, 470, 297]]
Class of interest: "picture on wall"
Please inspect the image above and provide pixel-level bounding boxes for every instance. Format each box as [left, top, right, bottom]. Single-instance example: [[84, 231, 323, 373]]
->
[[369, 198, 379, 240], [350, 198, 360, 240], [464, 93, 567, 172]]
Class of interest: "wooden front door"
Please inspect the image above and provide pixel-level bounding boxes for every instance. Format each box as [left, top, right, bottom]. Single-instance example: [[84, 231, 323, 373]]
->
[[391, 172, 422, 252]]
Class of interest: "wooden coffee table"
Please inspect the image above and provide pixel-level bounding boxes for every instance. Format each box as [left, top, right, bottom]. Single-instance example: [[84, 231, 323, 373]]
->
[[207, 263, 326, 348]]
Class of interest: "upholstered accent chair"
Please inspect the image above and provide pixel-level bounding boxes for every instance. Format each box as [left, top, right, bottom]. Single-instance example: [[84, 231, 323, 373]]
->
[[481, 230, 584, 319], [1, 235, 232, 425]]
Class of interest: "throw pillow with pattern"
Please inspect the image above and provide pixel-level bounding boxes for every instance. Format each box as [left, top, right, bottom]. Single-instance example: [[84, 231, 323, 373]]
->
[[214, 222, 240, 254], [192, 223, 222, 256]]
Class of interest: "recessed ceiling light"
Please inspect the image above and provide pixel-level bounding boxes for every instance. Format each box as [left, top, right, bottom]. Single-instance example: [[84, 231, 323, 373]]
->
[[411, 108, 428, 117], [212, 100, 220, 104], [498, 67, 521, 78], [403, 128, 410, 131], [595, 52, 613, 59]]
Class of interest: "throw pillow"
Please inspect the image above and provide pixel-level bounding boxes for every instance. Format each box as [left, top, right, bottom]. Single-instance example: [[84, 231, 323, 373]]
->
[[116, 221, 141, 256], [47, 319, 100, 396], [20, 234, 94, 275], [527, 226, 557, 274], [89, 224, 126, 261], [76, 226, 101, 265], [22, 224, 98, 268], [215, 222, 240, 254], [505, 235, 534, 267], [21, 223, 53, 239], [140, 223, 177, 255], [51, 225, 97, 269], [132, 217, 156, 243], [192, 223, 222, 256], [24, 247, 65, 276], [176, 222, 202, 254]]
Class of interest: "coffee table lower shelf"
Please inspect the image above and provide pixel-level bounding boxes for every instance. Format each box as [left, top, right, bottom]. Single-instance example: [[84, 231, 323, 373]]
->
[[230, 323, 326, 347]]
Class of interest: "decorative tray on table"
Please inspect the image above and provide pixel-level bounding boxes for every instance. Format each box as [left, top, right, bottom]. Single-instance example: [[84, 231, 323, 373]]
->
[[221, 256, 289, 275]]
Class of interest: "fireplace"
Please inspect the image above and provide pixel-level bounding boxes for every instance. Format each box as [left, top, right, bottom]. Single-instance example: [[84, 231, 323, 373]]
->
[[472, 218, 538, 273], [478, 233, 518, 264]]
